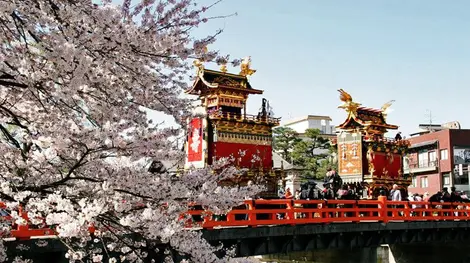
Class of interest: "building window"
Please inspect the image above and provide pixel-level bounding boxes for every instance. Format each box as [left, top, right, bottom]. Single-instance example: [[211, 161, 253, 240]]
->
[[403, 157, 409, 169], [443, 173, 451, 186], [418, 150, 428, 167], [429, 151, 436, 161], [453, 165, 469, 185], [411, 176, 417, 187], [440, 149, 448, 160], [420, 176, 429, 188]]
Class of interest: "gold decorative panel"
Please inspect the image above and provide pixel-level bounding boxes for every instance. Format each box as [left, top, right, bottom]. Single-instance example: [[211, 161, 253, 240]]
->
[[213, 76, 242, 87], [216, 132, 272, 145], [213, 120, 273, 136]]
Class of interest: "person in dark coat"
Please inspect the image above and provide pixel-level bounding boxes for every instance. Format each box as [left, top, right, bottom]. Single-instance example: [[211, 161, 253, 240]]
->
[[307, 181, 320, 200], [395, 132, 402, 141], [428, 192, 442, 203], [300, 183, 309, 200], [450, 187, 462, 202]]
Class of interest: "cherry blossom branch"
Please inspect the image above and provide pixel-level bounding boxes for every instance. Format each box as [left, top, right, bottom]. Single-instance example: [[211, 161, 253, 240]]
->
[[0, 124, 21, 150], [0, 105, 31, 129], [0, 79, 28, 89], [0, 0, 261, 261], [0, 192, 16, 202]]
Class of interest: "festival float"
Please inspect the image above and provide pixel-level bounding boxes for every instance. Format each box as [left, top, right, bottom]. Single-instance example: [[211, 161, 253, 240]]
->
[[334, 89, 411, 198], [184, 57, 282, 197]]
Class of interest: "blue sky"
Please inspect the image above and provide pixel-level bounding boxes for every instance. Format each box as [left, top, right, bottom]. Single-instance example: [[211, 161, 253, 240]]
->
[[192, 0, 470, 136]]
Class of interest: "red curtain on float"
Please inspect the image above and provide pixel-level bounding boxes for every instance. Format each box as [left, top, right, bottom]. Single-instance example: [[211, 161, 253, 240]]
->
[[211, 142, 272, 169], [370, 152, 402, 178]]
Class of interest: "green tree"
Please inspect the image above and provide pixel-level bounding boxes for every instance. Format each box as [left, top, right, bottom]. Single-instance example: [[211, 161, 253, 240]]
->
[[273, 127, 301, 161], [291, 128, 331, 179], [316, 146, 338, 179]]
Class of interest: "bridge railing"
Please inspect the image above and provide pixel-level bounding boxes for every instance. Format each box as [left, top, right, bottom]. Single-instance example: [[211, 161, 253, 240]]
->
[[184, 197, 470, 229], [4, 198, 470, 240], [0, 204, 57, 240]]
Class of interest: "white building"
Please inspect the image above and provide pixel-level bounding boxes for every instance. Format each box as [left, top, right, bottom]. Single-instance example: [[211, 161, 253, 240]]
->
[[280, 115, 336, 157], [282, 115, 336, 139], [274, 115, 337, 191]]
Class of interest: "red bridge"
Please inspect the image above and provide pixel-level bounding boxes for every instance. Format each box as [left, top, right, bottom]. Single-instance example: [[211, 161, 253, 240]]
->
[[196, 197, 470, 262], [187, 197, 470, 228], [5, 197, 470, 262], [6, 197, 470, 239]]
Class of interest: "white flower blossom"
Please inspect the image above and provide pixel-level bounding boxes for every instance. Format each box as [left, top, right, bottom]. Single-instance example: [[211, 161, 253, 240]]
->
[[121, 246, 132, 254], [0, 0, 262, 262], [93, 254, 104, 262]]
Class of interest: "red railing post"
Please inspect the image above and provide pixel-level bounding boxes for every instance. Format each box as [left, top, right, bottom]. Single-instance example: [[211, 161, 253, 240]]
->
[[202, 210, 214, 229], [15, 205, 31, 239], [286, 200, 295, 225], [353, 200, 359, 222], [247, 200, 256, 227], [226, 210, 236, 223], [378, 196, 388, 223], [404, 202, 411, 221]]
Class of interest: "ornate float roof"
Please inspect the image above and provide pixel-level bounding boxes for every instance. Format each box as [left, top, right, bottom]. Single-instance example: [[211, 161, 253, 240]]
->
[[186, 57, 263, 96], [336, 89, 398, 134]]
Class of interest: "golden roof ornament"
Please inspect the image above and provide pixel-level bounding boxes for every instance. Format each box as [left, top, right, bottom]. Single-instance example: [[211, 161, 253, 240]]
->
[[380, 100, 395, 120], [193, 59, 204, 74], [192, 46, 218, 88], [239, 56, 256, 76], [220, 63, 227, 73], [193, 46, 209, 74], [337, 89, 361, 114]]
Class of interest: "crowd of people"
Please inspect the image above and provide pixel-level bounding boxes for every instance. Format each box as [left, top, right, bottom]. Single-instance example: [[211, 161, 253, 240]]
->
[[278, 169, 470, 205], [278, 169, 364, 201], [406, 187, 470, 203]]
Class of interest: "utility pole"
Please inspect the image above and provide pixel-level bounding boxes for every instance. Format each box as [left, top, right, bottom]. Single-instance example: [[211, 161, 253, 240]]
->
[[287, 112, 292, 120], [425, 109, 434, 131]]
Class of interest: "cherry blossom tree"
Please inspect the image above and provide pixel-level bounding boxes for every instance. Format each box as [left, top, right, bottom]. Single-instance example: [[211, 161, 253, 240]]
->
[[0, 0, 260, 262]]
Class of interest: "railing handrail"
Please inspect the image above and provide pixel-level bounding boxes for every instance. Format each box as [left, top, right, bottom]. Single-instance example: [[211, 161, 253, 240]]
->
[[6, 198, 470, 240], [184, 198, 470, 228], [406, 160, 438, 169]]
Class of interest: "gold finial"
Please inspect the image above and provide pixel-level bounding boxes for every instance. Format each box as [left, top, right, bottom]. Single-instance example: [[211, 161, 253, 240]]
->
[[239, 56, 256, 76], [193, 46, 209, 74], [220, 63, 227, 73], [381, 100, 395, 119], [337, 89, 361, 114], [193, 59, 204, 74]]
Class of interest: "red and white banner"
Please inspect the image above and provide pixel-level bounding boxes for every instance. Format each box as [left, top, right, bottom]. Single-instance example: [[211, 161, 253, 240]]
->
[[187, 118, 203, 162]]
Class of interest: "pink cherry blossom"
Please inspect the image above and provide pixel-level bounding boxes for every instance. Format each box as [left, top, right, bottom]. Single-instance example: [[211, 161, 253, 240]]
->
[[0, 0, 260, 262]]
